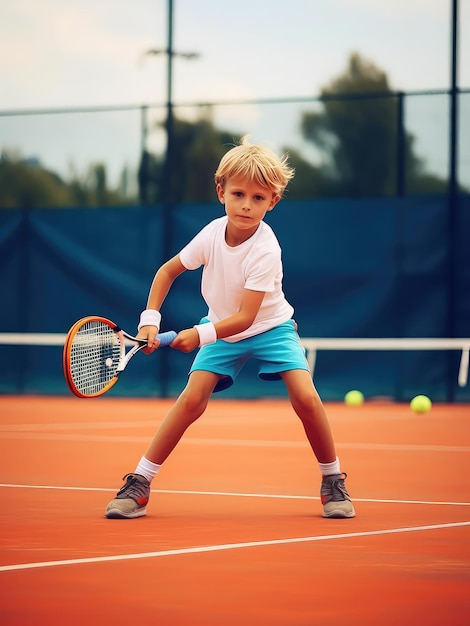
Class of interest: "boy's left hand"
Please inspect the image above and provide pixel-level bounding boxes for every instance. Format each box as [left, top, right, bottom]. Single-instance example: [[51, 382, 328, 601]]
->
[[170, 328, 200, 353]]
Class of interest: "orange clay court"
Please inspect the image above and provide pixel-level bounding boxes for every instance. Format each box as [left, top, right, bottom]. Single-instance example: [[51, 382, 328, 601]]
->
[[0, 395, 469, 625]]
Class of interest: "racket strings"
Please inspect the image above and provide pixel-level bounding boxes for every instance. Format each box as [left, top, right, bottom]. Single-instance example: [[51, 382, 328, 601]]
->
[[69, 321, 121, 395]]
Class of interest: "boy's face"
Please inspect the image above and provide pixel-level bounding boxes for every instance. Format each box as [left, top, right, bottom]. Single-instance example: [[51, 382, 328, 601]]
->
[[217, 176, 280, 237]]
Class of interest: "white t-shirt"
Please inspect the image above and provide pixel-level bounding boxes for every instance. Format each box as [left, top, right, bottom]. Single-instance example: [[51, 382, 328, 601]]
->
[[179, 216, 294, 342]]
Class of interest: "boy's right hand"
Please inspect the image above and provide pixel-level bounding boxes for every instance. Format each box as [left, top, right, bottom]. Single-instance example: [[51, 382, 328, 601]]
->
[[136, 325, 161, 354]]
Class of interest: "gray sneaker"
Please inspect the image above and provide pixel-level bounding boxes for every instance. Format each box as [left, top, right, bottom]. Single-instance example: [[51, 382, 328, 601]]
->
[[321, 473, 356, 518], [105, 473, 150, 519]]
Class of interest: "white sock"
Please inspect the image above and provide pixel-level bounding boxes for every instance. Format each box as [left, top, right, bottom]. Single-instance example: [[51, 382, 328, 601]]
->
[[318, 456, 341, 476], [135, 456, 161, 482]]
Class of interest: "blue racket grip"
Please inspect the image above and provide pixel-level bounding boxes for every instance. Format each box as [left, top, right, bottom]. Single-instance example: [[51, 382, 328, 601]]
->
[[157, 330, 177, 346]]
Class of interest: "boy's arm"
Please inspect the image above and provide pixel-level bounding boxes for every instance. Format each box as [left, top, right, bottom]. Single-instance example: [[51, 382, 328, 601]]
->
[[173, 288, 265, 353], [137, 254, 186, 351], [146, 255, 187, 310], [140, 254, 265, 354], [213, 289, 265, 339]]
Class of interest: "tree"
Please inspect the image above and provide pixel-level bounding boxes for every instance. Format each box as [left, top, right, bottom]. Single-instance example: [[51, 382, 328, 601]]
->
[[0, 150, 136, 209], [282, 148, 337, 200], [138, 115, 241, 204], [300, 52, 441, 197], [0, 151, 71, 208]]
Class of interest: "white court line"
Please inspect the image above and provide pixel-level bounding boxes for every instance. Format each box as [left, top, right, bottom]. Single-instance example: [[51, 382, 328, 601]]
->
[[0, 420, 157, 432], [0, 431, 469, 452], [1, 422, 469, 452], [1, 483, 469, 507], [1, 521, 469, 573]]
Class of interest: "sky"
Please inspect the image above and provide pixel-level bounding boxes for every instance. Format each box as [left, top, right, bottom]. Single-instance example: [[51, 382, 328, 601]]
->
[[1, 0, 469, 186]]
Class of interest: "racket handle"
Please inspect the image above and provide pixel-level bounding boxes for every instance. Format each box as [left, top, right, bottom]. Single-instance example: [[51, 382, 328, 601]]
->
[[157, 330, 177, 347]]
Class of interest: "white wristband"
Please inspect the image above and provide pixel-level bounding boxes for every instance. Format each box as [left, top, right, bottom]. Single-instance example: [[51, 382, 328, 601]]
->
[[194, 322, 217, 346], [138, 309, 161, 331]]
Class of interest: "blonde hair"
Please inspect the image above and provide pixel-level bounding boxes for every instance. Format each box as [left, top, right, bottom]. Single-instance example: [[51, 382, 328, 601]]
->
[[215, 135, 295, 197]]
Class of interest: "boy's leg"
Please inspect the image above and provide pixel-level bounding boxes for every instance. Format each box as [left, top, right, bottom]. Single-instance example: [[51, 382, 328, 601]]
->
[[144, 370, 221, 464], [105, 371, 221, 519], [280, 369, 355, 518], [280, 369, 336, 461]]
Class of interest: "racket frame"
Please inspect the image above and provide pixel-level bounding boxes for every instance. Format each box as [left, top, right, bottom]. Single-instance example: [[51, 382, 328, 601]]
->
[[63, 315, 174, 398]]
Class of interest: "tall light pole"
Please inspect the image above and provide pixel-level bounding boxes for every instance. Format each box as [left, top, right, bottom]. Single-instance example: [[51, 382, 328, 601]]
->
[[143, 0, 199, 204], [143, 1, 200, 397], [446, 0, 459, 400]]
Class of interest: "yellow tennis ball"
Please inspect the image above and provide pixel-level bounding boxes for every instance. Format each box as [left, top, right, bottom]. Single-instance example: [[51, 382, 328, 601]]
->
[[410, 395, 432, 413], [344, 390, 364, 406]]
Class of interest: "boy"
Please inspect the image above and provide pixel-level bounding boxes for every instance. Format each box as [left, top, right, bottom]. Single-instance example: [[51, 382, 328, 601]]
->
[[105, 136, 355, 520]]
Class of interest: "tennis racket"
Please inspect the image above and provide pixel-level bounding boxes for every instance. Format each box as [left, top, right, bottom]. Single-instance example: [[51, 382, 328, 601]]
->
[[63, 315, 176, 398]]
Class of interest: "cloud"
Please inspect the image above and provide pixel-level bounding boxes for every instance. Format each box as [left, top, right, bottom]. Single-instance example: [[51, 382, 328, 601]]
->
[[0, 0, 164, 107], [337, 0, 446, 19], [0, 0, 466, 113]]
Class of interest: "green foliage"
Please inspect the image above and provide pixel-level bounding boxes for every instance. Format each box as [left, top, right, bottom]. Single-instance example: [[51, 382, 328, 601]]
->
[[300, 52, 445, 197], [0, 150, 136, 209], [283, 148, 337, 199], [139, 117, 239, 204], [1, 52, 450, 209], [0, 151, 71, 208]]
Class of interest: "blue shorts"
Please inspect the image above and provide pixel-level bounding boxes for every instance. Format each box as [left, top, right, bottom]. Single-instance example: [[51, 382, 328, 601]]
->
[[189, 319, 310, 393]]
